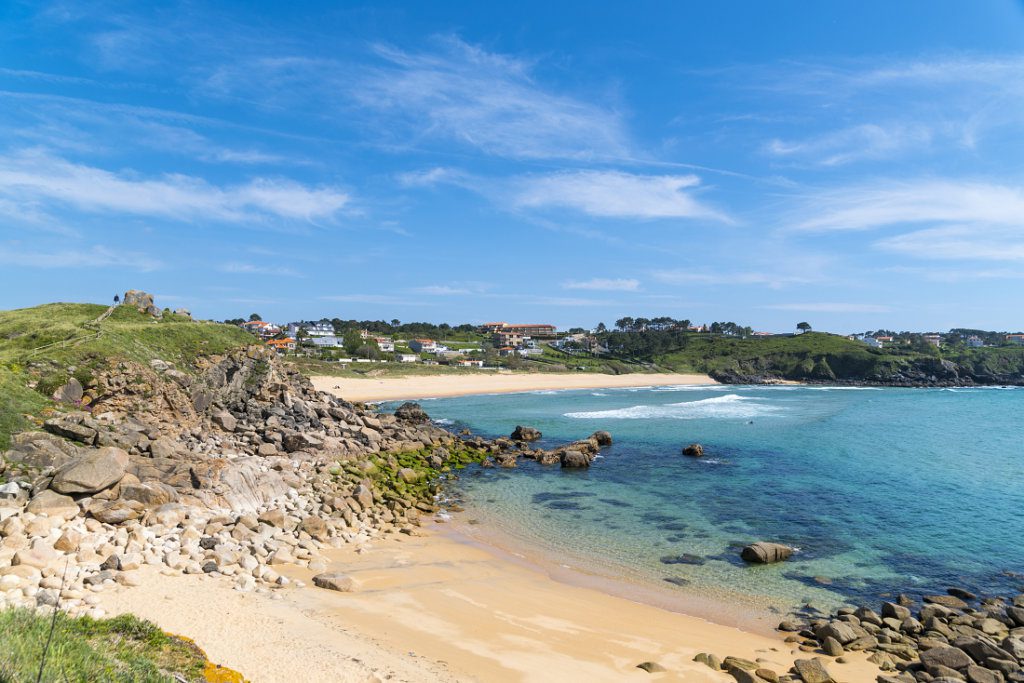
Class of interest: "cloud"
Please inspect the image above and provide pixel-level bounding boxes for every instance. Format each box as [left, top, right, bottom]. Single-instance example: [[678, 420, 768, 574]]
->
[[396, 167, 468, 188], [761, 302, 894, 313], [652, 269, 813, 288], [0, 244, 161, 271], [563, 278, 640, 292], [410, 285, 470, 295], [512, 171, 730, 221], [319, 294, 435, 306], [790, 179, 1024, 233], [220, 262, 303, 277], [766, 123, 933, 166], [0, 149, 350, 224], [351, 37, 631, 161], [877, 224, 1024, 262]]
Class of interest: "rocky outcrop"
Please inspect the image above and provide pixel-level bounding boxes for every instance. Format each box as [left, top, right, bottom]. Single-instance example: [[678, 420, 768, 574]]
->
[[682, 443, 704, 457], [122, 289, 161, 318], [49, 447, 129, 494], [511, 426, 542, 442], [740, 542, 794, 564]]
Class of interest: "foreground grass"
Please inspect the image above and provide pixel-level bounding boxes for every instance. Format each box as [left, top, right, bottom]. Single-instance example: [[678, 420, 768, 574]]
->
[[0, 609, 224, 683]]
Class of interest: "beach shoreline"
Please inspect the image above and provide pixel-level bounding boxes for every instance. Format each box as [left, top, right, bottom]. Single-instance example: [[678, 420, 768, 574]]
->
[[103, 524, 881, 683], [310, 371, 718, 402]]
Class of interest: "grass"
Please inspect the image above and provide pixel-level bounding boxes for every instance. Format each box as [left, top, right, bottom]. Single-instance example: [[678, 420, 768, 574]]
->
[[0, 366, 48, 451], [0, 608, 223, 683]]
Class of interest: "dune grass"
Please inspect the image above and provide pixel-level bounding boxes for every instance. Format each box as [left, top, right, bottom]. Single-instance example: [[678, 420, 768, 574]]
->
[[0, 609, 213, 683]]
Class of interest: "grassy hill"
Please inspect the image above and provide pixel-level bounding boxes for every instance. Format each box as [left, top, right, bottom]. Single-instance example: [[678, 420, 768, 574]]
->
[[0, 302, 255, 448]]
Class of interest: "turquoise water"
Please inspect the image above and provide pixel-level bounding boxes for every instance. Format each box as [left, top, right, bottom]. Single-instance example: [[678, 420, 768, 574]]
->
[[391, 385, 1024, 613]]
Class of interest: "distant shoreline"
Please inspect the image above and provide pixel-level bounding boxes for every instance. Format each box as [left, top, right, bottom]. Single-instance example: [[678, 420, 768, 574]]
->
[[310, 371, 717, 402]]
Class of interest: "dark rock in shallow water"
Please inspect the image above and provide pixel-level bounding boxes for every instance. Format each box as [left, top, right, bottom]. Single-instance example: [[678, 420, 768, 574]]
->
[[740, 542, 794, 564], [591, 430, 613, 446], [394, 402, 429, 422], [682, 443, 704, 457], [660, 553, 705, 566], [511, 425, 541, 441], [559, 449, 590, 468]]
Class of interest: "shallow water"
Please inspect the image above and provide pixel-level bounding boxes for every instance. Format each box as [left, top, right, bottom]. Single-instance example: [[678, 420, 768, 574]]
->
[[390, 385, 1024, 613]]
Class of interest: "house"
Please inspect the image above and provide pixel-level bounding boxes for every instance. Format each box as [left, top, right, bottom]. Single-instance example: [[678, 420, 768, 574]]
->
[[374, 338, 395, 352], [923, 334, 942, 347], [498, 346, 517, 357], [966, 335, 984, 348], [479, 322, 557, 338], [456, 359, 484, 368], [750, 331, 775, 337], [265, 338, 296, 353], [240, 320, 282, 339], [493, 331, 525, 347], [1006, 334, 1024, 345], [309, 336, 343, 348], [396, 353, 419, 363], [863, 337, 883, 348], [286, 322, 334, 338], [409, 338, 439, 353]]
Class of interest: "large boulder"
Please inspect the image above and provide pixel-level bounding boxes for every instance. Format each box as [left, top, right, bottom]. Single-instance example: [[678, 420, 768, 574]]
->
[[394, 402, 429, 423], [919, 647, 973, 671], [51, 378, 84, 404], [591, 431, 613, 446], [123, 290, 161, 318], [560, 449, 591, 468], [312, 572, 355, 592], [511, 426, 542, 442], [25, 490, 79, 519], [282, 432, 323, 452], [50, 447, 129, 495], [682, 443, 704, 457], [740, 542, 794, 564]]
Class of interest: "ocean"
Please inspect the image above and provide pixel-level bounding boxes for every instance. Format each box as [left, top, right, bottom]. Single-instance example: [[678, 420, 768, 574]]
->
[[388, 384, 1024, 617]]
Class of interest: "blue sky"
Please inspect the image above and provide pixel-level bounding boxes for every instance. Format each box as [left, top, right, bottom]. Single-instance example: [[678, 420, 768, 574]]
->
[[2, 1, 1024, 332]]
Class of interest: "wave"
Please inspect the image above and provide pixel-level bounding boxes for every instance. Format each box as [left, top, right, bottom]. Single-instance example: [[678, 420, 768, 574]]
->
[[432, 418, 454, 425], [564, 394, 782, 420], [805, 386, 883, 391]]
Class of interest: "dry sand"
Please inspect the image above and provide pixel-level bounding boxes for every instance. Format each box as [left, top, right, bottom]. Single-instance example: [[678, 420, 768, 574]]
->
[[104, 527, 880, 683], [311, 372, 716, 403]]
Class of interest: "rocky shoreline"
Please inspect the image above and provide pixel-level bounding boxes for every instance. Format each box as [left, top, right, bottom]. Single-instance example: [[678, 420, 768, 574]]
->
[[2, 345, 1021, 682]]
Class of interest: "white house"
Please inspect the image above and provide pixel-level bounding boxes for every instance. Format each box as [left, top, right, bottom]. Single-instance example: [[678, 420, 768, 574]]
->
[[409, 339, 439, 353], [286, 322, 335, 338], [397, 353, 419, 363], [863, 337, 883, 348], [456, 359, 484, 368], [374, 338, 395, 352], [309, 336, 343, 348], [967, 335, 984, 348]]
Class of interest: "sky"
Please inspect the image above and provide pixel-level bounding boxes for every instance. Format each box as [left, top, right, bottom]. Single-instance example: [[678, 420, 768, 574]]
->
[[2, 1, 1024, 332]]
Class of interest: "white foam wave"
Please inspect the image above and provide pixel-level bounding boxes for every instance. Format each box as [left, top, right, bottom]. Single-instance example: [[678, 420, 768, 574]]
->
[[805, 386, 883, 391], [432, 418, 454, 425], [590, 392, 608, 396], [564, 394, 782, 420]]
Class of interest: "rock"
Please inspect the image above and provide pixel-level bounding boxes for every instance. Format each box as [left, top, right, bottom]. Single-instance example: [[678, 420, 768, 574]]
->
[[148, 437, 179, 459], [25, 490, 79, 519], [682, 443, 704, 457], [511, 426, 542, 442], [394, 402, 429, 423], [947, 588, 977, 601], [398, 468, 421, 484], [299, 516, 328, 541], [151, 503, 187, 527], [793, 658, 835, 683], [636, 662, 667, 673], [591, 431, 613, 446], [822, 636, 844, 657], [354, 485, 374, 509], [257, 443, 278, 457], [258, 509, 287, 528], [122, 290, 161, 317], [756, 669, 779, 683], [740, 542, 794, 564], [88, 500, 143, 525], [559, 449, 590, 468], [50, 447, 129, 494], [920, 647, 973, 671], [43, 418, 97, 444], [283, 432, 323, 452], [882, 602, 912, 621], [54, 530, 82, 553], [312, 572, 355, 592], [724, 657, 759, 671], [212, 411, 237, 432], [52, 378, 84, 404], [965, 666, 1001, 683], [953, 637, 1015, 668], [816, 621, 859, 645], [924, 595, 969, 610]]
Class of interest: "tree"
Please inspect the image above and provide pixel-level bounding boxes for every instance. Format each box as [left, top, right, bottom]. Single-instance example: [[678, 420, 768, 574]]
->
[[391, 319, 401, 328], [615, 317, 634, 331], [596, 322, 607, 334], [343, 329, 363, 354], [797, 322, 812, 333], [249, 313, 262, 322]]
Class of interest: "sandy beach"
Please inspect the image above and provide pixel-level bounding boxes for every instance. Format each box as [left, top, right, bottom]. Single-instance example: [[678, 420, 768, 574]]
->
[[311, 372, 717, 402], [103, 525, 880, 683]]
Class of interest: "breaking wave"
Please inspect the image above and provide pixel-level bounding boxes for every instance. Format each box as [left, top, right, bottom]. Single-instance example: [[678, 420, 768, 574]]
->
[[564, 394, 781, 420]]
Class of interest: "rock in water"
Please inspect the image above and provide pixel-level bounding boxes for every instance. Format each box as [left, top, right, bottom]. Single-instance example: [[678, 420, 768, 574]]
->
[[312, 572, 355, 592], [740, 542, 794, 564], [559, 449, 590, 468], [591, 430, 613, 446], [394, 402, 429, 422], [682, 443, 704, 457], [49, 447, 129, 494], [511, 425, 542, 442]]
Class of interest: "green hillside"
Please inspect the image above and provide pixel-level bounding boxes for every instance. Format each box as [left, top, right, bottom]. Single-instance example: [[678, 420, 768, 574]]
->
[[0, 302, 255, 448]]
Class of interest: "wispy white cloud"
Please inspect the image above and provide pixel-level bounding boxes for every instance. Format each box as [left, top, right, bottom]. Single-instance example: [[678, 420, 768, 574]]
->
[[762, 302, 894, 313], [563, 278, 640, 292], [396, 166, 469, 188], [351, 37, 631, 161], [220, 262, 303, 277], [0, 244, 161, 271], [652, 269, 813, 288], [766, 123, 933, 166], [877, 224, 1024, 262], [790, 179, 1024, 233], [0, 149, 350, 224], [319, 293, 437, 306], [512, 170, 730, 221]]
